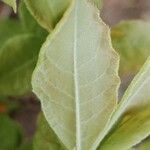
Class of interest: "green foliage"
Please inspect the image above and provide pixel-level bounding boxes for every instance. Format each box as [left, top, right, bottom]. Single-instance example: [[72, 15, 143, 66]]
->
[[0, 1, 47, 97], [111, 21, 150, 76], [20, 139, 33, 150], [1, 0, 150, 150], [0, 115, 22, 150], [0, 34, 44, 96]]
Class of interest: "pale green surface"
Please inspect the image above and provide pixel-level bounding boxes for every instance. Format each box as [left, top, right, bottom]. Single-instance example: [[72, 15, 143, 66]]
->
[[0, 34, 44, 96], [32, 0, 120, 149], [24, 0, 71, 31], [111, 21, 150, 76], [97, 57, 150, 149], [2, 0, 16, 12], [34, 113, 65, 150]]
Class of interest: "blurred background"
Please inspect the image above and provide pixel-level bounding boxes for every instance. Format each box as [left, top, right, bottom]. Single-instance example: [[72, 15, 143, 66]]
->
[[0, 0, 150, 149]]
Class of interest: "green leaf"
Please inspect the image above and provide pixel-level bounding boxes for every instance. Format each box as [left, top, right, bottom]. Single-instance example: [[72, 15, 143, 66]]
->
[[99, 105, 150, 150], [19, 1, 48, 36], [24, 0, 71, 31], [111, 21, 150, 76], [0, 34, 44, 96], [0, 19, 23, 49], [97, 56, 150, 149], [34, 113, 65, 150], [2, 0, 17, 12], [0, 115, 22, 150], [32, 0, 120, 149]]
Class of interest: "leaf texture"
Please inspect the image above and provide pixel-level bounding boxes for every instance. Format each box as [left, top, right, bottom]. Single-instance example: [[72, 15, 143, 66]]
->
[[32, 0, 120, 149]]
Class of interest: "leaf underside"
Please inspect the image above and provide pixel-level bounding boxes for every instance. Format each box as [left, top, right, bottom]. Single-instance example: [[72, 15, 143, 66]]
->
[[32, 0, 120, 149]]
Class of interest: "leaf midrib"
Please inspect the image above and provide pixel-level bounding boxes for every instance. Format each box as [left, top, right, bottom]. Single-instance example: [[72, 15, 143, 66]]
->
[[73, 1, 81, 150]]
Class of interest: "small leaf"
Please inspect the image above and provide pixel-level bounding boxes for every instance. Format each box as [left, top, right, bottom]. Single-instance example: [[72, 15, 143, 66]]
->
[[32, 0, 120, 149], [24, 0, 71, 31], [111, 21, 150, 76], [34, 113, 65, 150], [0, 34, 44, 96], [2, 0, 17, 12], [0, 115, 22, 149]]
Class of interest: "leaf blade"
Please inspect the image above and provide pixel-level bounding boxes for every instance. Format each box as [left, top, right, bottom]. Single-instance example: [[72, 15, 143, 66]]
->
[[0, 34, 44, 96], [32, 0, 120, 149]]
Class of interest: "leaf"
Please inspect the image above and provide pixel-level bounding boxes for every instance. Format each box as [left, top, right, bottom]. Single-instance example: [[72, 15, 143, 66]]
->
[[19, 1, 48, 36], [99, 105, 150, 150], [0, 19, 23, 49], [24, 0, 71, 31], [97, 56, 150, 149], [32, 0, 120, 149], [0, 115, 22, 150], [135, 137, 150, 150], [2, 0, 17, 12], [0, 34, 44, 96], [34, 113, 65, 150], [111, 21, 150, 76]]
